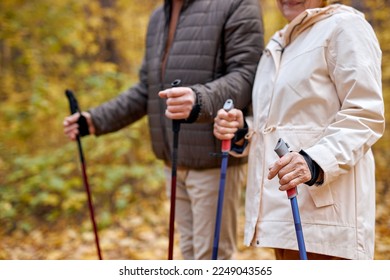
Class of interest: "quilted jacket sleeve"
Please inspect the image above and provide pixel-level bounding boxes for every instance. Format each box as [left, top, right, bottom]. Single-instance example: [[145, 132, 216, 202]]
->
[[190, 0, 264, 123]]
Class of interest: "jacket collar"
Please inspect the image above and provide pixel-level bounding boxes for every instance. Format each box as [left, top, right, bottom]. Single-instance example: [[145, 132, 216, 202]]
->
[[278, 4, 363, 48], [165, 0, 194, 11], [164, 0, 194, 25]]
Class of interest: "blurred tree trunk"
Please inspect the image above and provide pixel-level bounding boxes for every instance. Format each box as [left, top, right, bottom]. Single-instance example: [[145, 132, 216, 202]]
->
[[350, 0, 366, 11], [99, 0, 121, 65]]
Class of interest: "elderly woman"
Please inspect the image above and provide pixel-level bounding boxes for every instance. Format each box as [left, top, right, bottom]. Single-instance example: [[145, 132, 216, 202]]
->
[[213, 0, 384, 260]]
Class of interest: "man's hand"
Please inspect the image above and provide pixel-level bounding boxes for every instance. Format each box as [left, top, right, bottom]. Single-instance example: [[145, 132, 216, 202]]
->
[[63, 112, 95, 141], [158, 87, 196, 120]]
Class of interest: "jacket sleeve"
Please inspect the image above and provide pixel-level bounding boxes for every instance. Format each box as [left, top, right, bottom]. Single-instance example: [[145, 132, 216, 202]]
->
[[190, 0, 264, 123], [88, 57, 149, 136], [305, 14, 385, 184]]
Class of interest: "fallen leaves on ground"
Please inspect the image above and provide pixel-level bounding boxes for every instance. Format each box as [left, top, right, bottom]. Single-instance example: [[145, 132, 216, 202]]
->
[[0, 198, 388, 260]]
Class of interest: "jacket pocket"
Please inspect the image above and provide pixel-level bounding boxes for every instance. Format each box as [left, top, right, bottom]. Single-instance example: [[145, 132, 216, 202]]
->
[[274, 127, 324, 151], [272, 128, 334, 208], [307, 183, 334, 208]]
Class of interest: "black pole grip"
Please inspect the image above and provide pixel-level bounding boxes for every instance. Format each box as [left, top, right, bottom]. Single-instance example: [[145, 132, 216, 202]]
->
[[65, 89, 79, 114], [171, 80, 182, 133], [64, 89, 90, 136]]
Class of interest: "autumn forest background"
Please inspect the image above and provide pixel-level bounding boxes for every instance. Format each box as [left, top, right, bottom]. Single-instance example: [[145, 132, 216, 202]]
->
[[0, 0, 389, 260]]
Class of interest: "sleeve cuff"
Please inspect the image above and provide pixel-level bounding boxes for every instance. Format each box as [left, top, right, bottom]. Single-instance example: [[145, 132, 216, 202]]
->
[[299, 149, 323, 186]]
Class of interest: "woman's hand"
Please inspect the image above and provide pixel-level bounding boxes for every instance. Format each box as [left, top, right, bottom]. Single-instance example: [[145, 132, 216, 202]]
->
[[268, 152, 312, 192], [213, 108, 244, 140]]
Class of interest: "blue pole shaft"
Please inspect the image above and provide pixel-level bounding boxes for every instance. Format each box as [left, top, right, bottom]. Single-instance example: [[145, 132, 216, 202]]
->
[[290, 197, 308, 260], [212, 99, 234, 260], [274, 138, 308, 260], [212, 152, 229, 260]]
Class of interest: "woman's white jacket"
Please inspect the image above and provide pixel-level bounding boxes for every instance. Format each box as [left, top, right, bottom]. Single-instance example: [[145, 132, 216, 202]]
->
[[244, 4, 385, 259]]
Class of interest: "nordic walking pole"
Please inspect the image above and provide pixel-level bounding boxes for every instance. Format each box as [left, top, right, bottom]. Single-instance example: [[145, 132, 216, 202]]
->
[[168, 79, 182, 260], [274, 138, 307, 260], [212, 99, 234, 260], [65, 89, 103, 260]]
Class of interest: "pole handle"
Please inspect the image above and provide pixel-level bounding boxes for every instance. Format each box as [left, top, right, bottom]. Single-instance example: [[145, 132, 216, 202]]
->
[[171, 79, 182, 133], [274, 138, 297, 199], [65, 89, 80, 114], [274, 138, 290, 157], [65, 89, 90, 136], [221, 99, 234, 152]]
